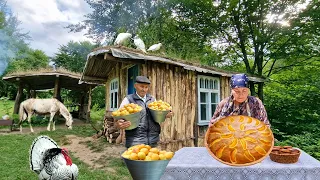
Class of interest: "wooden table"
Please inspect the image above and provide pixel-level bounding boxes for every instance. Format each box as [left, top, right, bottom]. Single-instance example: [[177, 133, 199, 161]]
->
[[161, 147, 320, 180]]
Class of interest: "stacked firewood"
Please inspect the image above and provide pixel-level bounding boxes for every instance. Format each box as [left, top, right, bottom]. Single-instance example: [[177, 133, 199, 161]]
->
[[103, 115, 125, 144]]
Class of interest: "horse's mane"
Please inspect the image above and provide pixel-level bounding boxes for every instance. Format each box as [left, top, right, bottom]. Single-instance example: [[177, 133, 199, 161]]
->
[[56, 100, 71, 117]]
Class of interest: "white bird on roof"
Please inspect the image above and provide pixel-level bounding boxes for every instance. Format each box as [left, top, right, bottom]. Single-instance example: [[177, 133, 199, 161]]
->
[[114, 33, 132, 46], [133, 35, 147, 53], [147, 43, 162, 52]]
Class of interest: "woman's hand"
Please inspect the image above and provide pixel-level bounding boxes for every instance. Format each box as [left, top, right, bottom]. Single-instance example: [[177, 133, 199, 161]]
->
[[116, 119, 131, 129], [166, 111, 174, 119]]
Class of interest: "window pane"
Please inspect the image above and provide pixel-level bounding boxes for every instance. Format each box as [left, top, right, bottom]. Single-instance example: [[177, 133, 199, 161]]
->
[[214, 80, 218, 89], [200, 92, 208, 103], [200, 78, 203, 88], [201, 104, 208, 120], [211, 93, 218, 103], [111, 93, 114, 108], [211, 104, 217, 116], [210, 79, 213, 89], [115, 92, 118, 108], [205, 79, 208, 89], [115, 81, 118, 89]]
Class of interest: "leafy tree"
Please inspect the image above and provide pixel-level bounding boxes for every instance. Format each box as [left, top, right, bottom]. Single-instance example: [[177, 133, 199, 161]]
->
[[67, 0, 165, 43], [169, 0, 320, 100], [264, 59, 320, 137], [52, 41, 96, 73], [5, 48, 49, 74]]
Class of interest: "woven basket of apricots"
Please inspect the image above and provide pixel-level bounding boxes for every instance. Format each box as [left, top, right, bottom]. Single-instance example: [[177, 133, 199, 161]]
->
[[111, 103, 143, 130], [121, 144, 174, 180], [205, 115, 274, 166], [148, 100, 172, 123]]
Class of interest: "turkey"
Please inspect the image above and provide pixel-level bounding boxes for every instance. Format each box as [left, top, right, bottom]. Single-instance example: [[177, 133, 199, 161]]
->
[[133, 35, 147, 53], [29, 136, 78, 180], [114, 33, 132, 46], [147, 43, 162, 52]]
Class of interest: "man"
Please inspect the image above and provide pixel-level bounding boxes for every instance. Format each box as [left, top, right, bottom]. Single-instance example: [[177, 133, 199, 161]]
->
[[116, 76, 173, 148], [209, 73, 270, 126]]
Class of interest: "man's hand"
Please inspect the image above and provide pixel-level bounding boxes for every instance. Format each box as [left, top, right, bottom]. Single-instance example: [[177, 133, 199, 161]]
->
[[165, 111, 174, 119], [116, 119, 131, 129]]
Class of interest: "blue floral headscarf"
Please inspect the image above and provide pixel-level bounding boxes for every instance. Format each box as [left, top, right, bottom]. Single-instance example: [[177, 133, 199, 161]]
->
[[230, 74, 249, 89]]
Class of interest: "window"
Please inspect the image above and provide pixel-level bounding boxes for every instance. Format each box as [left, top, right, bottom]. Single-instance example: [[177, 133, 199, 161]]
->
[[198, 76, 220, 125], [110, 78, 119, 111]]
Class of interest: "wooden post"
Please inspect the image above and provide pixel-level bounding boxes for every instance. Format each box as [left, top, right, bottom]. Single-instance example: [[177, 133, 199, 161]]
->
[[79, 93, 85, 120], [13, 78, 23, 114], [86, 85, 92, 123], [26, 85, 31, 99], [53, 75, 62, 102], [31, 90, 36, 98]]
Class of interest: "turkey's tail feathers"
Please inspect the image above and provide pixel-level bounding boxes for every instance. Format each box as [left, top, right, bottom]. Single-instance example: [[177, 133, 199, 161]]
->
[[29, 135, 59, 173]]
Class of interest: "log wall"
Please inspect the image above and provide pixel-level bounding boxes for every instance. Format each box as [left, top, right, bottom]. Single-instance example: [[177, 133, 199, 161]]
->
[[104, 61, 231, 152]]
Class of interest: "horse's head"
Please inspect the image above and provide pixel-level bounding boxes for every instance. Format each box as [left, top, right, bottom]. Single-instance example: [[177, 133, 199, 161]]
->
[[66, 115, 73, 130]]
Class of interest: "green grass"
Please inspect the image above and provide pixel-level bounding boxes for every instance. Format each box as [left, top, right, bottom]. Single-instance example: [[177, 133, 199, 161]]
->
[[0, 99, 14, 117], [0, 125, 130, 180]]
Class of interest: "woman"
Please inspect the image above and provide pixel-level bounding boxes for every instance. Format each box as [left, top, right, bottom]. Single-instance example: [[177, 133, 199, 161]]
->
[[209, 73, 270, 126]]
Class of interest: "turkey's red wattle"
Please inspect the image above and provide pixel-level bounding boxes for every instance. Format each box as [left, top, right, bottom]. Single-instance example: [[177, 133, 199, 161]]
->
[[62, 149, 72, 166]]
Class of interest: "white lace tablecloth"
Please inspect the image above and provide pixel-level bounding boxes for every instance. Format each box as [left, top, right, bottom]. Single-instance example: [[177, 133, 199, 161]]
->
[[161, 147, 320, 180]]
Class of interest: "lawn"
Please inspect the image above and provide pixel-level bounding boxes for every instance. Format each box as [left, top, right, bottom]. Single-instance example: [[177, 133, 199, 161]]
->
[[0, 99, 14, 118], [0, 125, 130, 180], [0, 99, 131, 179]]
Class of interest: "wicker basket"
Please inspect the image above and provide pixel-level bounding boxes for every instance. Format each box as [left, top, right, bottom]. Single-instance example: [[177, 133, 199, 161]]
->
[[269, 147, 301, 164]]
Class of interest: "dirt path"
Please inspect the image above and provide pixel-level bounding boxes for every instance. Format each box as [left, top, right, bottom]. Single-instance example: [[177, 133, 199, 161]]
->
[[63, 135, 126, 171]]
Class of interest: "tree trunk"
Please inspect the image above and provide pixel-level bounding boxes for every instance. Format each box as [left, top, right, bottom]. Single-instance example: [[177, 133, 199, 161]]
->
[[257, 82, 264, 101], [13, 80, 23, 114], [249, 81, 255, 96]]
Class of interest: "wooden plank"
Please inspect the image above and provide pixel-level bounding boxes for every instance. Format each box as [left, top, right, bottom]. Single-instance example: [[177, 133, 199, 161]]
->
[[192, 72, 198, 147], [185, 71, 191, 147], [175, 67, 182, 150], [151, 64, 156, 97], [181, 69, 186, 149]]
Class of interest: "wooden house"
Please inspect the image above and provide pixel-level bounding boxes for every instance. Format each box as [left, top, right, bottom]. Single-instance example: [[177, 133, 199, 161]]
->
[[80, 47, 265, 151]]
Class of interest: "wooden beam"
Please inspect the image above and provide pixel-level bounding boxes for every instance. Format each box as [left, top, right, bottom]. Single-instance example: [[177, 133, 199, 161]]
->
[[13, 80, 23, 114], [86, 85, 92, 123], [31, 90, 36, 98], [104, 53, 143, 64], [82, 76, 107, 83]]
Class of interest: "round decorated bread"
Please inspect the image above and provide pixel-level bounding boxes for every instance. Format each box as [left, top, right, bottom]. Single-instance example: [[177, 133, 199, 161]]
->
[[205, 115, 274, 166]]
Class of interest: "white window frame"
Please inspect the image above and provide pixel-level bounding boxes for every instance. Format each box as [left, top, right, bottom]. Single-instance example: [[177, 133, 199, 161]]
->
[[109, 78, 119, 111], [197, 75, 220, 126]]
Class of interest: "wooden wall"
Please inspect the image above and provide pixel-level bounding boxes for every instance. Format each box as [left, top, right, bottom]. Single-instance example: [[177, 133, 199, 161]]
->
[[104, 61, 231, 152], [140, 62, 197, 152]]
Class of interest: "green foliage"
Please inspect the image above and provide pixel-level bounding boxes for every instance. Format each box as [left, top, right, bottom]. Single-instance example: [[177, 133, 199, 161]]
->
[[92, 85, 106, 109], [264, 59, 320, 138], [5, 48, 49, 74], [52, 41, 96, 73], [0, 97, 14, 116], [67, 0, 163, 42], [276, 132, 320, 160]]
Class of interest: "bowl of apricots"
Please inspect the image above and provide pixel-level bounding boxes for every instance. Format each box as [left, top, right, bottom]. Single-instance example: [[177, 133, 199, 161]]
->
[[121, 144, 174, 180], [111, 103, 143, 130], [148, 100, 172, 123], [205, 115, 274, 166]]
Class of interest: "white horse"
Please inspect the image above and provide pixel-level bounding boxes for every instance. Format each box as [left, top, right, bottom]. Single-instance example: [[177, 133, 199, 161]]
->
[[18, 98, 73, 133]]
